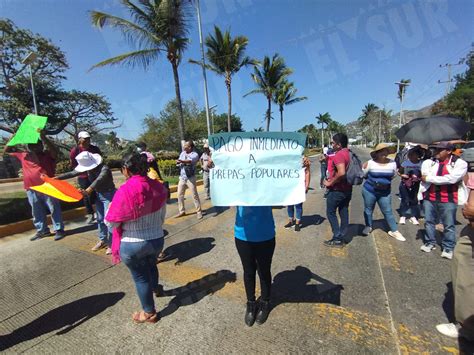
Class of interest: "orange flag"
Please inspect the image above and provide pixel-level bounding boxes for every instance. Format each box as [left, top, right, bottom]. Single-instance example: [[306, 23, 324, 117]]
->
[[31, 176, 83, 202]]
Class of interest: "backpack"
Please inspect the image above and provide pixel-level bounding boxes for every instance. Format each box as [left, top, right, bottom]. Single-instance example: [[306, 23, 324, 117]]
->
[[345, 150, 364, 185]]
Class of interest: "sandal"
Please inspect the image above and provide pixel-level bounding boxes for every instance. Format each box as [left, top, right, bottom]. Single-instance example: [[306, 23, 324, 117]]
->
[[132, 311, 159, 324]]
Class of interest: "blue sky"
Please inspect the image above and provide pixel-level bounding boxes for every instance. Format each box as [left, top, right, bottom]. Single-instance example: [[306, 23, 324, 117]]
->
[[1, 0, 473, 139]]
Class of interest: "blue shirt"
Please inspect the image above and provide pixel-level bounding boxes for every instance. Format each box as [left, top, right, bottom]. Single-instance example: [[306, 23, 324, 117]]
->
[[363, 159, 397, 195], [179, 151, 199, 180], [401, 159, 422, 176], [234, 206, 275, 242]]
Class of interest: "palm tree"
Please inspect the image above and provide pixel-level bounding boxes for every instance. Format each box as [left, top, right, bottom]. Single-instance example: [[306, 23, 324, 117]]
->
[[244, 54, 292, 131], [316, 112, 331, 147], [273, 81, 307, 132], [190, 26, 256, 132], [358, 103, 379, 145], [397, 78, 411, 101], [89, 0, 192, 144]]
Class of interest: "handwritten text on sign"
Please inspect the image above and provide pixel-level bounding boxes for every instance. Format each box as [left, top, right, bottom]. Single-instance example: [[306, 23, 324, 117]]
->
[[209, 132, 307, 206]]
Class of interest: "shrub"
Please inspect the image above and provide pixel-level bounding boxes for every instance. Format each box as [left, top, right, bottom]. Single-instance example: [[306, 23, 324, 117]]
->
[[56, 160, 71, 174], [158, 159, 180, 176]]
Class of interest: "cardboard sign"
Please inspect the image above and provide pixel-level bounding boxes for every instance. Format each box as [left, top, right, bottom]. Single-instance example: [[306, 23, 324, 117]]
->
[[209, 132, 307, 206], [7, 114, 48, 146]]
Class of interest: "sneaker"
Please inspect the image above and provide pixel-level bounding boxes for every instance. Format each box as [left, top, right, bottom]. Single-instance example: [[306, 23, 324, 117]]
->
[[436, 323, 459, 338], [86, 214, 96, 224], [54, 230, 66, 241], [388, 230, 406, 242], [409, 217, 420, 225], [197, 212, 203, 220], [105, 247, 112, 255], [420, 243, 436, 253], [91, 240, 106, 251], [284, 221, 294, 229], [294, 223, 301, 232], [399, 216, 406, 225], [30, 231, 51, 241], [362, 226, 372, 236], [323, 239, 344, 248], [441, 250, 453, 260]]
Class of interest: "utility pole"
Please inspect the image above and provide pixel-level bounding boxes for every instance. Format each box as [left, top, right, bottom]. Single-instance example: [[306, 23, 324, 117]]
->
[[395, 81, 410, 152], [438, 61, 462, 95], [195, 0, 211, 137], [378, 109, 382, 144]]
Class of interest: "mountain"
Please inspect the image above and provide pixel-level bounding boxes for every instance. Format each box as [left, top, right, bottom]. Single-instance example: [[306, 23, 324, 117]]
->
[[345, 104, 434, 139]]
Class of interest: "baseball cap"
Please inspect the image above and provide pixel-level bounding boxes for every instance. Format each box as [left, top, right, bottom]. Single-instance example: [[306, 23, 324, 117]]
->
[[78, 131, 91, 139], [428, 141, 454, 150]]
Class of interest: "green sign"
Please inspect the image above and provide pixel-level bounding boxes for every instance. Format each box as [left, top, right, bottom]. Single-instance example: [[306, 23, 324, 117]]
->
[[7, 114, 48, 146]]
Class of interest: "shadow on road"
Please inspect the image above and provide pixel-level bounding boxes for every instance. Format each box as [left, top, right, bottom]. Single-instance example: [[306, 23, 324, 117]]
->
[[159, 270, 236, 318], [159, 237, 215, 265], [64, 224, 97, 236], [343, 223, 365, 244], [442, 282, 455, 323], [0, 292, 125, 351], [301, 214, 326, 227], [272, 266, 343, 308]]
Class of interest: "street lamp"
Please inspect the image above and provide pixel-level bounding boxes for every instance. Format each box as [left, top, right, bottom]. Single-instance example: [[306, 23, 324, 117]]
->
[[21, 52, 38, 115], [395, 81, 410, 152], [195, 0, 211, 136], [209, 104, 217, 134]]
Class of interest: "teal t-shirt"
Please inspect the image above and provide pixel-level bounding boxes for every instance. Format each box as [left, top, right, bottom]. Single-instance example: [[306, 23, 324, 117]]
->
[[234, 206, 275, 242]]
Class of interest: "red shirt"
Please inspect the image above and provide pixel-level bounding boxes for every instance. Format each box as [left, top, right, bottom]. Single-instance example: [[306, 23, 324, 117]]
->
[[9, 151, 56, 190], [69, 145, 102, 178], [327, 148, 352, 191], [425, 160, 458, 204]]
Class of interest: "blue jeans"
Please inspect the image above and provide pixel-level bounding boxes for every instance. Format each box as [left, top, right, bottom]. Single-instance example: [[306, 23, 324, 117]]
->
[[287, 203, 303, 221], [399, 183, 420, 218], [26, 190, 64, 233], [362, 187, 398, 232], [95, 190, 115, 245], [423, 199, 457, 251], [320, 163, 327, 187], [326, 190, 352, 241], [120, 238, 164, 313]]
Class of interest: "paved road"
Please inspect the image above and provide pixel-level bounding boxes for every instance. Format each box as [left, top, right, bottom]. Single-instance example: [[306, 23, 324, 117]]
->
[[0, 148, 472, 354]]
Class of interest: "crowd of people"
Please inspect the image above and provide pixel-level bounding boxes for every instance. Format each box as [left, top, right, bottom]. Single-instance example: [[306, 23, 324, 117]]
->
[[2, 130, 473, 341]]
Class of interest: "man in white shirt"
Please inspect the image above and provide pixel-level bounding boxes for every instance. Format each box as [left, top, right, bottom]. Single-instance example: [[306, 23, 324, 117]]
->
[[176, 140, 202, 219]]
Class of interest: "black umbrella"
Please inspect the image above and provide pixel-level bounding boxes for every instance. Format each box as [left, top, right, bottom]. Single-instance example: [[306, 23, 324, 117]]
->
[[395, 116, 472, 144]]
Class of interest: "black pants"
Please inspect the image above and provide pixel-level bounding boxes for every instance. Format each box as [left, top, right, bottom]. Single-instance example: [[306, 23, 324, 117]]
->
[[235, 238, 276, 302], [77, 176, 95, 215]]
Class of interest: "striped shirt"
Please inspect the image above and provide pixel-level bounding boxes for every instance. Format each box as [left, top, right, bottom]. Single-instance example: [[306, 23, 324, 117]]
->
[[425, 160, 458, 203], [363, 159, 397, 195], [108, 207, 166, 243]]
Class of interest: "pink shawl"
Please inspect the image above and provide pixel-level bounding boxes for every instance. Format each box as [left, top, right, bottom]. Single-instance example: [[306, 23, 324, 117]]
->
[[106, 175, 167, 264]]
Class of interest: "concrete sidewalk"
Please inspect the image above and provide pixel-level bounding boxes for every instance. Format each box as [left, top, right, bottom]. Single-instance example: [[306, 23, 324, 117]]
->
[[0, 153, 472, 353]]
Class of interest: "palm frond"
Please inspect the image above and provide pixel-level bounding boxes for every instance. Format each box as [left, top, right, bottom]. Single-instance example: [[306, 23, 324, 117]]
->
[[88, 49, 161, 71]]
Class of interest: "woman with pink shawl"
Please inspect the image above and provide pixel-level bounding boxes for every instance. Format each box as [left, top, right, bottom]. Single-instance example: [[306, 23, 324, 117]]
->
[[105, 153, 167, 323]]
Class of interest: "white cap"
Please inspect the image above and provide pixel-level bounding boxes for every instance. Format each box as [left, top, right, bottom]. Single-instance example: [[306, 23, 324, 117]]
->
[[78, 131, 91, 139], [74, 151, 102, 172]]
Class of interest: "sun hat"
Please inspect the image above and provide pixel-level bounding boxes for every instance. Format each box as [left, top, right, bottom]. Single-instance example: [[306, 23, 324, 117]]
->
[[78, 131, 91, 139], [370, 143, 397, 159], [74, 151, 103, 172]]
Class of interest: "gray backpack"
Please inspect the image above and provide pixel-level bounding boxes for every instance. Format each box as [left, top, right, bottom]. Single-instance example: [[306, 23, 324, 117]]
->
[[345, 150, 364, 185]]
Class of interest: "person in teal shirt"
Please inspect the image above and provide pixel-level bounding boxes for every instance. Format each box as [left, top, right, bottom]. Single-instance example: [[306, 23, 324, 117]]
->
[[234, 206, 275, 326]]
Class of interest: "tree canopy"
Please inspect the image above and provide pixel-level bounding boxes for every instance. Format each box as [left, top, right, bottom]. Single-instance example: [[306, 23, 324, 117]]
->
[[0, 19, 117, 140]]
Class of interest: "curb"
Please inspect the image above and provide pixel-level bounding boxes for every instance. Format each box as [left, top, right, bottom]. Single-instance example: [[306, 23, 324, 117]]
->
[[0, 179, 203, 238]]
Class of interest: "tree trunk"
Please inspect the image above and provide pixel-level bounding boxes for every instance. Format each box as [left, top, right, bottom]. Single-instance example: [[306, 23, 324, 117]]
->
[[171, 60, 185, 145], [226, 73, 232, 132], [280, 106, 284, 132], [266, 98, 271, 132]]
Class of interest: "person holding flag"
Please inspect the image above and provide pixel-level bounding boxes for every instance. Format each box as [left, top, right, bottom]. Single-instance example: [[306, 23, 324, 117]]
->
[[3, 130, 65, 241]]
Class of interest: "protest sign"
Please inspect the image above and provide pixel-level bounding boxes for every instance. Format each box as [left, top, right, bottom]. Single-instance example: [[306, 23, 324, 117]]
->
[[7, 114, 48, 146], [209, 132, 307, 206]]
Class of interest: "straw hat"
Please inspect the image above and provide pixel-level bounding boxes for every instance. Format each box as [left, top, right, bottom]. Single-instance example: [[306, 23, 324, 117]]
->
[[74, 151, 103, 172], [370, 143, 396, 159]]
